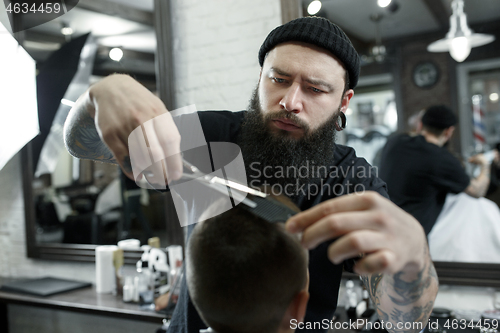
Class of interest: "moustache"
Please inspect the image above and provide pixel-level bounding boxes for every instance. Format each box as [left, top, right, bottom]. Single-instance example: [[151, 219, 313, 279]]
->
[[262, 110, 310, 132]]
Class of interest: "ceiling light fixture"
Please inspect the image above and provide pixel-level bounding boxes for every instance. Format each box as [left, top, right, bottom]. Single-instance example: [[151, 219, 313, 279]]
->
[[361, 14, 387, 65], [109, 47, 123, 62], [427, 0, 495, 62], [61, 22, 73, 36], [377, 0, 392, 8], [61, 99, 75, 107], [307, 0, 322, 15]]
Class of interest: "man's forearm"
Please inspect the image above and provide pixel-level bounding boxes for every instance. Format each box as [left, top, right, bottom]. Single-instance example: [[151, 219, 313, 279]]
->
[[362, 251, 438, 333], [466, 166, 491, 198], [63, 91, 116, 164]]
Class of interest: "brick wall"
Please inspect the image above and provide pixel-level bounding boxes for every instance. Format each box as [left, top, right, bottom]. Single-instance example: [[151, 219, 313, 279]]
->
[[170, 0, 281, 111], [399, 41, 452, 130], [397, 39, 464, 151]]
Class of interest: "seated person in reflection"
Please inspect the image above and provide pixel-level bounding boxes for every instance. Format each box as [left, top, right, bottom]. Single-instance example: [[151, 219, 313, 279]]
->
[[379, 105, 491, 235], [186, 196, 309, 333], [486, 143, 500, 206], [372, 109, 425, 168]]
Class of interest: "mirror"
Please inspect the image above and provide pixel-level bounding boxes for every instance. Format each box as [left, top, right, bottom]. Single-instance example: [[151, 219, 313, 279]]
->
[[307, 0, 500, 250], [21, 0, 500, 286], [20, 1, 183, 264]]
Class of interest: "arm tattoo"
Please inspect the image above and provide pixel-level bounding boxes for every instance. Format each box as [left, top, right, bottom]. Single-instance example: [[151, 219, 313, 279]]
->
[[360, 250, 438, 333], [66, 109, 116, 163], [361, 273, 383, 307], [370, 273, 383, 298], [384, 301, 434, 333], [360, 275, 369, 290], [388, 247, 437, 306], [428, 260, 438, 281], [388, 268, 431, 306]]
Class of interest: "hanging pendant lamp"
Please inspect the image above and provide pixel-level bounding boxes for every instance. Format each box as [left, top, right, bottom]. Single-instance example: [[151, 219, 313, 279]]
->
[[427, 0, 495, 62]]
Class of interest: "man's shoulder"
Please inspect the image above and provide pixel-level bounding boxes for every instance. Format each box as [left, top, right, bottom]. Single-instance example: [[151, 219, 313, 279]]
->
[[197, 110, 246, 123], [331, 144, 389, 198], [196, 110, 246, 143], [384, 133, 415, 148], [385, 133, 446, 155], [333, 144, 370, 167]]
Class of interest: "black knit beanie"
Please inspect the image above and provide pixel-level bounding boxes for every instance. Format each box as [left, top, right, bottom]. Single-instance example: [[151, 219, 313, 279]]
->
[[258, 16, 360, 89], [422, 105, 457, 129]]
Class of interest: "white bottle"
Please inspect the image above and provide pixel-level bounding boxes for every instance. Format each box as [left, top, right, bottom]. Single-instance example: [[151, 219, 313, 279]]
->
[[345, 280, 358, 319], [123, 276, 134, 302]]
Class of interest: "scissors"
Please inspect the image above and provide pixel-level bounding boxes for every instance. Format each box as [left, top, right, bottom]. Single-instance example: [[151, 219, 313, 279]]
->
[[142, 158, 267, 207]]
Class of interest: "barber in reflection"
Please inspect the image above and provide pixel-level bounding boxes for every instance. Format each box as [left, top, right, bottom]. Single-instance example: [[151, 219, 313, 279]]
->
[[379, 105, 491, 235], [64, 17, 438, 333]]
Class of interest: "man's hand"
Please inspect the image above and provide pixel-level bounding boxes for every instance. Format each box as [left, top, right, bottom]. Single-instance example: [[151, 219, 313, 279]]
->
[[468, 153, 488, 167], [286, 191, 438, 333], [64, 74, 183, 182], [285, 191, 427, 275], [155, 292, 171, 311]]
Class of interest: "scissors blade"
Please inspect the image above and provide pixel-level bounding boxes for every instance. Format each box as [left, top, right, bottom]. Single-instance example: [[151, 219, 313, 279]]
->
[[182, 158, 267, 198], [183, 173, 258, 208], [209, 176, 267, 198]]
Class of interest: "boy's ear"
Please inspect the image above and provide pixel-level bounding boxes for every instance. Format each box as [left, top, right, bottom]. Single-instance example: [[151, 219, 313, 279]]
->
[[295, 290, 309, 322], [279, 290, 309, 330]]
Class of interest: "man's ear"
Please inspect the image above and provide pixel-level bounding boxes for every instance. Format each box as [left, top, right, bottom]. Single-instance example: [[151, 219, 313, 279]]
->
[[339, 89, 354, 113], [445, 126, 455, 140], [416, 120, 423, 134]]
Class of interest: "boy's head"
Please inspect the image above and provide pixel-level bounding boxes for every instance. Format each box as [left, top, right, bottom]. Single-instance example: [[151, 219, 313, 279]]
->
[[186, 196, 309, 333]]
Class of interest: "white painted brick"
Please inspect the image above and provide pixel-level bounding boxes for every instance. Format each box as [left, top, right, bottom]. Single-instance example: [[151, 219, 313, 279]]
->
[[171, 0, 281, 110]]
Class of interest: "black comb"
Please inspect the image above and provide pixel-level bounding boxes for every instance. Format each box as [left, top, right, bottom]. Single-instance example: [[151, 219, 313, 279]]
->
[[241, 195, 297, 223]]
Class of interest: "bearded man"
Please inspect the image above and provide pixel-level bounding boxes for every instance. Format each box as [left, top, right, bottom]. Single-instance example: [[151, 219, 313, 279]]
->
[[64, 17, 438, 333]]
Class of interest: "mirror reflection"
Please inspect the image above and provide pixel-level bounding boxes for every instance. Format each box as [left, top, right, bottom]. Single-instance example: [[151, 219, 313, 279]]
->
[[22, 2, 178, 249], [303, 0, 500, 263], [32, 155, 175, 246]]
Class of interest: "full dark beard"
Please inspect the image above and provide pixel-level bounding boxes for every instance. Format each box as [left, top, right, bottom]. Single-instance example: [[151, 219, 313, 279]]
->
[[238, 85, 341, 197]]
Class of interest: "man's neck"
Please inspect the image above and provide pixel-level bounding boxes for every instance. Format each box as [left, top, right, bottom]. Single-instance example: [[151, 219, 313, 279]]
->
[[421, 132, 444, 147]]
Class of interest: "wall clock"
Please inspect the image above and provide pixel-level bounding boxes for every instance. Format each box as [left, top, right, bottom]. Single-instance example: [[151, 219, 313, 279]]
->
[[412, 61, 440, 89]]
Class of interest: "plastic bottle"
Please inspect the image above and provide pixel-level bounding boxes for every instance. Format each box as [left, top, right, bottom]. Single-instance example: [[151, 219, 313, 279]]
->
[[123, 276, 134, 302], [345, 280, 358, 320]]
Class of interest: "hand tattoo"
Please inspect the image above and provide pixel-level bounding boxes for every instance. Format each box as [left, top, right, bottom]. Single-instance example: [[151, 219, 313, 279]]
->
[[66, 109, 116, 163]]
